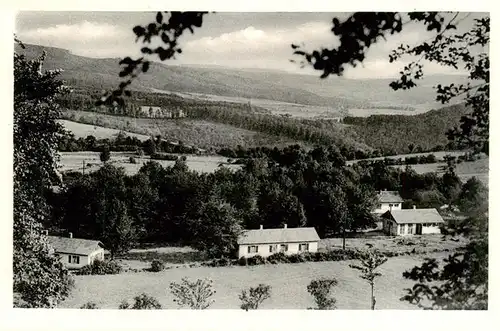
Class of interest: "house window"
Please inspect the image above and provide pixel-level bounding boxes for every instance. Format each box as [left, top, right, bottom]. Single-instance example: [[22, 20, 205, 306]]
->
[[299, 243, 309, 252], [68, 255, 80, 264], [377, 204, 382, 209], [247, 246, 258, 253], [280, 244, 288, 252], [269, 245, 278, 253], [407, 224, 414, 235], [399, 225, 405, 235], [393, 203, 399, 208]]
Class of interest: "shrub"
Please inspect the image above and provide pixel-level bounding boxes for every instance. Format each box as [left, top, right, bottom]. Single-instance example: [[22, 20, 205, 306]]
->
[[119, 293, 162, 309], [169, 278, 216, 309], [77, 259, 122, 275], [238, 256, 248, 266], [267, 252, 288, 264], [150, 259, 165, 272], [307, 278, 338, 310], [239, 284, 272, 311], [247, 255, 266, 266], [129, 156, 137, 164], [80, 302, 99, 309], [150, 153, 178, 161]]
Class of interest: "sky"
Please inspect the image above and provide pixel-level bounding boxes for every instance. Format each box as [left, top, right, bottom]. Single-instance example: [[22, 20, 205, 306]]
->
[[15, 12, 487, 79]]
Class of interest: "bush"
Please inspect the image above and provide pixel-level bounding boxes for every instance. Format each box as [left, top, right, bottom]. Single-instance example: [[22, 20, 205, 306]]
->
[[307, 278, 338, 310], [150, 259, 165, 272], [239, 284, 272, 311], [247, 255, 266, 266], [266, 252, 288, 264], [238, 256, 248, 266], [119, 293, 162, 309], [80, 302, 99, 309], [169, 278, 216, 309], [129, 156, 137, 164], [151, 153, 178, 161], [77, 259, 122, 275]]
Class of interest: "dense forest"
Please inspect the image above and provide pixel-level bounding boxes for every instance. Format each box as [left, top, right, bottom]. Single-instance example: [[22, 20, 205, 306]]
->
[[343, 104, 471, 155]]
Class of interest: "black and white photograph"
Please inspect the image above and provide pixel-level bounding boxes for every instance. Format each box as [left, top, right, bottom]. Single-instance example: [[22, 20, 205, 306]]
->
[[8, 3, 492, 323]]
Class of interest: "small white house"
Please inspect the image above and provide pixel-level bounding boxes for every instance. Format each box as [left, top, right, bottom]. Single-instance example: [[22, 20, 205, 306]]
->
[[46, 232, 105, 269], [373, 190, 403, 214], [382, 208, 445, 236], [237, 225, 320, 259]]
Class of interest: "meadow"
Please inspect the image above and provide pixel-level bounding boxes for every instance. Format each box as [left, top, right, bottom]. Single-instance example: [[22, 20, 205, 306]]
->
[[58, 119, 150, 140], [58, 252, 449, 309], [59, 152, 241, 175]]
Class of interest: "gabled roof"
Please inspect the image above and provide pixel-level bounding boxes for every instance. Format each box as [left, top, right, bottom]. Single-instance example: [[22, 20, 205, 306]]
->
[[47, 236, 104, 256], [385, 208, 445, 224], [237, 227, 320, 245], [378, 190, 403, 203]]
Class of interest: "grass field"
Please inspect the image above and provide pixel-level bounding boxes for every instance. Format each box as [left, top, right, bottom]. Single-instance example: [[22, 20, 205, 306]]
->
[[390, 157, 489, 185], [59, 152, 241, 175], [58, 119, 150, 140], [59, 252, 449, 309], [61, 110, 294, 150]]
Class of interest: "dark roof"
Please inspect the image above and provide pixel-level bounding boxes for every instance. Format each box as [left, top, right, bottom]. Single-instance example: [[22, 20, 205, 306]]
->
[[385, 209, 445, 224], [237, 227, 320, 245], [378, 191, 403, 203], [47, 236, 104, 256]]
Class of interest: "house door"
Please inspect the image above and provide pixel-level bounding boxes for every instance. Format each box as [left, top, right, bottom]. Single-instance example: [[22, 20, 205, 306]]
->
[[416, 224, 422, 235]]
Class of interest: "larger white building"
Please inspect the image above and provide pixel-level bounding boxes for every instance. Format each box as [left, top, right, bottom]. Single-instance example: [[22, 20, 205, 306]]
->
[[237, 225, 320, 259]]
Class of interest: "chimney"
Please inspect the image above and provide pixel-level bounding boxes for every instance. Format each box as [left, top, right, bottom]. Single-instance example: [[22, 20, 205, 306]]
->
[[68, 232, 73, 239], [284, 224, 287, 229], [259, 225, 263, 230], [413, 205, 416, 209]]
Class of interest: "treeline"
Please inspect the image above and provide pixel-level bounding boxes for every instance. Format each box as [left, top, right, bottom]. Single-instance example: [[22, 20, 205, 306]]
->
[[343, 104, 471, 155], [59, 131, 202, 155]]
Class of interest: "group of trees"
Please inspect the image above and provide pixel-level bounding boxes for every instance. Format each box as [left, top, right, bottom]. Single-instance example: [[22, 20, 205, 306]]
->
[[343, 104, 472, 155], [47, 144, 382, 257]]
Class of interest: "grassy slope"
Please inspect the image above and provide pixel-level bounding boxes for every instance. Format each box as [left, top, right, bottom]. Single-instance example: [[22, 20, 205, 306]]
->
[[59, 253, 449, 309], [61, 110, 298, 150]]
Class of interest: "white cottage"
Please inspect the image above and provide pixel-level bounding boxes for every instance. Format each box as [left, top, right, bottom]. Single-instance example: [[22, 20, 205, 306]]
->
[[46, 232, 105, 269], [382, 208, 445, 236], [237, 225, 320, 259], [373, 190, 403, 214]]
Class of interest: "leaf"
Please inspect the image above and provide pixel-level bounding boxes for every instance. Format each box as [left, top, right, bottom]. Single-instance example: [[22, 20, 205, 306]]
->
[[132, 26, 145, 37], [156, 12, 163, 24]]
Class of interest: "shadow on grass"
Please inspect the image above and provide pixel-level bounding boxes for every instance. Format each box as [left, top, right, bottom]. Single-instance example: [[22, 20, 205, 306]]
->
[[118, 250, 208, 264]]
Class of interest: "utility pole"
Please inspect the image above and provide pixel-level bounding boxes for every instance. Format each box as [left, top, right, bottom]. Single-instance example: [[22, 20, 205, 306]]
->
[[82, 159, 85, 175]]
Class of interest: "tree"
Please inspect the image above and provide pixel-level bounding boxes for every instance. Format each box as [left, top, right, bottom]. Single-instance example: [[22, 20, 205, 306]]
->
[[307, 278, 338, 310], [100, 199, 136, 258], [119, 293, 162, 309], [143, 138, 157, 155], [189, 198, 243, 258], [401, 213, 488, 309], [100, 144, 111, 163], [349, 249, 388, 310], [457, 177, 488, 216], [169, 278, 216, 309], [239, 284, 271, 311], [14, 42, 74, 307]]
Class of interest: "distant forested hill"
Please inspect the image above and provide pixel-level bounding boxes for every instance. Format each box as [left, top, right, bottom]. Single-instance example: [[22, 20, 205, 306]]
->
[[15, 43, 467, 111], [343, 104, 470, 154]]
